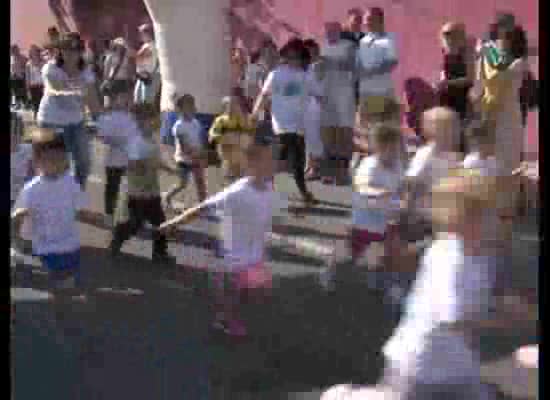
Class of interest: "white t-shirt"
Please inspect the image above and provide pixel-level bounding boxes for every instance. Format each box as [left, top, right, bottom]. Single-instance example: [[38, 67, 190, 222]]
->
[[11, 144, 33, 204], [172, 117, 204, 164], [352, 155, 403, 233], [26, 62, 43, 86], [383, 233, 493, 384], [136, 42, 158, 75], [97, 110, 140, 168], [203, 177, 273, 269], [14, 172, 89, 255], [38, 62, 96, 126], [357, 32, 397, 96], [261, 65, 311, 135], [463, 152, 499, 246], [406, 143, 460, 214]]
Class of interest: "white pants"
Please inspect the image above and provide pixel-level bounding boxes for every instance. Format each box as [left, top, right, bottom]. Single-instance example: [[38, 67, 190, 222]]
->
[[304, 97, 323, 158]]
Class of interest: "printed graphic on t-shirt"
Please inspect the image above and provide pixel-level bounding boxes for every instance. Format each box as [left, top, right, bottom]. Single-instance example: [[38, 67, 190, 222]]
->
[[282, 81, 303, 97]]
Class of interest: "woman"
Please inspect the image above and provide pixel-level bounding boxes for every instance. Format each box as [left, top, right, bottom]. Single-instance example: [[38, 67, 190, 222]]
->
[[252, 38, 318, 205], [102, 38, 134, 108], [25, 45, 45, 120], [302, 39, 324, 181], [436, 22, 475, 153], [134, 24, 160, 106], [37, 32, 102, 189], [319, 21, 357, 185]]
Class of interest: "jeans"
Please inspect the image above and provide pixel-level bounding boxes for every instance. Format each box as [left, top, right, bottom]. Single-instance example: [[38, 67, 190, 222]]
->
[[104, 167, 126, 216], [38, 121, 90, 188]]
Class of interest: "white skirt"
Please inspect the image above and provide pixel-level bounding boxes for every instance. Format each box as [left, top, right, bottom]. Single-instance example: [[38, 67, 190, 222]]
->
[[304, 97, 324, 158]]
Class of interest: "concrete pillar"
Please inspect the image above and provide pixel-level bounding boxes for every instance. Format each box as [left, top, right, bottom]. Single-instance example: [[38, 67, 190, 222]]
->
[[143, 0, 232, 114]]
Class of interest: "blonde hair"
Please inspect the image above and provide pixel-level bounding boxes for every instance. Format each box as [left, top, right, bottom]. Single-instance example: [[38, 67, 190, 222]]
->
[[422, 106, 459, 149], [431, 169, 497, 228]]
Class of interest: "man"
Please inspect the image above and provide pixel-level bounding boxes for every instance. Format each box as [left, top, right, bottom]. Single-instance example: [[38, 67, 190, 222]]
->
[[340, 8, 366, 44], [356, 7, 398, 140]]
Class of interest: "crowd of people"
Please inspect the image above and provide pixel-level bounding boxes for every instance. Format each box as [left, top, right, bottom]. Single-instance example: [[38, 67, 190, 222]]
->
[[11, 6, 538, 400]]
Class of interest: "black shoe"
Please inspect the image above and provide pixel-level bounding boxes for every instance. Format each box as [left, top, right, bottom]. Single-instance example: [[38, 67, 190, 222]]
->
[[152, 253, 175, 264], [109, 243, 122, 258]]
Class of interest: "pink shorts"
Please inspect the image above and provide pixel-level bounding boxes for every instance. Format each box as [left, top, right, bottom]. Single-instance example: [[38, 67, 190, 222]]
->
[[233, 262, 272, 291], [350, 228, 385, 259]]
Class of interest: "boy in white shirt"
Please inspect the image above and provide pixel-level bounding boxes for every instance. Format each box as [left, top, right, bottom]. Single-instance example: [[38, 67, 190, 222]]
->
[[382, 172, 500, 399], [163, 94, 207, 211], [11, 128, 94, 302], [96, 92, 141, 226], [160, 135, 275, 337]]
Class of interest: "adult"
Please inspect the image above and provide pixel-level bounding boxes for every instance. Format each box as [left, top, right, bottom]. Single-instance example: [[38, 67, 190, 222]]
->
[[231, 47, 248, 90], [436, 22, 475, 153], [252, 38, 317, 205], [37, 32, 101, 189], [134, 24, 160, 106], [25, 45, 45, 120], [302, 39, 324, 181], [340, 8, 366, 45], [356, 7, 398, 145], [101, 38, 134, 108], [10, 45, 27, 109], [319, 21, 357, 185]]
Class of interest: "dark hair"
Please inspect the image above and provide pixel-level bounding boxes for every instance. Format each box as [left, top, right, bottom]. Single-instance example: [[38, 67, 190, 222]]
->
[[279, 38, 310, 70], [54, 32, 86, 70], [303, 39, 320, 54], [250, 51, 261, 64], [347, 8, 363, 17], [368, 7, 385, 21], [175, 94, 195, 109], [466, 118, 495, 145], [510, 25, 528, 59], [32, 135, 66, 158]]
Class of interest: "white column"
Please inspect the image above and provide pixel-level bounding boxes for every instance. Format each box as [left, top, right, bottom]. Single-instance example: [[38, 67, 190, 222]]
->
[[143, 0, 232, 114]]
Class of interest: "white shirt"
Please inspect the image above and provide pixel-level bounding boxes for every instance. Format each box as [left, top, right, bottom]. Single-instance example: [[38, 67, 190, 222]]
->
[[136, 42, 158, 75], [172, 117, 204, 164], [204, 177, 273, 269], [26, 62, 43, 86], [321, 40, 356, 91], [383, 234, 492, 384], [38, 62, 96, 126], [14, 172, 89, 255], [11, 144, 33, 204], [261, 65, 311, 135], [97, 110, 140, 168], [357, 32, 397, 96], [352, 155, 403, 233]]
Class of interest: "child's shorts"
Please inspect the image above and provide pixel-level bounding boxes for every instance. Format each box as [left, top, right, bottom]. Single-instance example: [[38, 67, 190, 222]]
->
[[350, 228, 385, 259], [38, 249, 81, 290], [233, 262, 272, 291]]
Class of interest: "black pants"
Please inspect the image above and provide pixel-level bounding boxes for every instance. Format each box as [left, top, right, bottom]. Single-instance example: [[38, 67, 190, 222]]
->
[[276, 133, 308, 197], [11, 78, 26, 106], [111, 196, 168, 256], [104, 167, 126, 216], [28, 85, 44, 115]]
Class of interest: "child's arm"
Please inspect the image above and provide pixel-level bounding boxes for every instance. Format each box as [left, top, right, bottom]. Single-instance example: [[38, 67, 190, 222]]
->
[[158, 204, 205, 234]]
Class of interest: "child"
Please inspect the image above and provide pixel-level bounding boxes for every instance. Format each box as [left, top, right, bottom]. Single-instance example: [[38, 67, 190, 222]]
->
[[96, 91, 141, 227], [209, 95, 255, 184], [381, 172, 508, 399], [160, 135, 275, 337], [162, 94, 207, 211], [11, 127, 93, 302], [109, 104, 176, 263], [321, 124, 403, 290]]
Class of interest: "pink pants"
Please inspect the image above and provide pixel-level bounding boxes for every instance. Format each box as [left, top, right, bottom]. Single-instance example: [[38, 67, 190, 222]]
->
[[349, 228, 385, 259]]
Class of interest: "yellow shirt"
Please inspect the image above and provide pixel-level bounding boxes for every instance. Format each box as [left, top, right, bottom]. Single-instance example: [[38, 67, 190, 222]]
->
[[208, 113, 255, 145]]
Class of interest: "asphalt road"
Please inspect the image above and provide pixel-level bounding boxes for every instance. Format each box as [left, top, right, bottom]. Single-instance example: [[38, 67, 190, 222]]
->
[[12, 116, 539, 399]]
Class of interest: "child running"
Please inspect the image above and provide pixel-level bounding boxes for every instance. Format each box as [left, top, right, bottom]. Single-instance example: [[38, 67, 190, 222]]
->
[[109, 104, 176, 263], [209, 95, 255, 185], [96, 91, 141, 227], [162, 94, 207, 211], [11, 127, 94, 302], [321, 123, 404, 289], [381, 172, 502, 399], [160, 134, 275, 337]]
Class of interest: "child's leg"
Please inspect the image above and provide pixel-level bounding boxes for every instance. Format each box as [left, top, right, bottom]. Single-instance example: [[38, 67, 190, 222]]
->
[[164, 164, 190, 209], [104, 167, 125, 217], [191, 165, 207, 203], [110, 198, 146, 254], [146, 196, 169, 258]]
